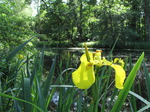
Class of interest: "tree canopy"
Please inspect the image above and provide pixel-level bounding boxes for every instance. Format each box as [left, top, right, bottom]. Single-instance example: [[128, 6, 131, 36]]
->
[[0, 0, 150, 49], [37, 0, 150, 43]]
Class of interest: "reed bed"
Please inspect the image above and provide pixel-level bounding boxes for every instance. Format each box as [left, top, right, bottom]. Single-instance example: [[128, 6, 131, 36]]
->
[[0, 38, 150, 112]]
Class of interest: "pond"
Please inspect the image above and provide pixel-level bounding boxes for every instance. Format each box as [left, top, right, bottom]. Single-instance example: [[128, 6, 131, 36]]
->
[[41, 47, 150, 80], [43, 48, 150, 70], [40, 47, 150, 82]]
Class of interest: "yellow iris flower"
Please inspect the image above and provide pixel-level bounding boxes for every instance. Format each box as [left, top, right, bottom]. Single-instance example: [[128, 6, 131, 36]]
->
[[72, 50, 126, 89], [18, 54, 25, 59]]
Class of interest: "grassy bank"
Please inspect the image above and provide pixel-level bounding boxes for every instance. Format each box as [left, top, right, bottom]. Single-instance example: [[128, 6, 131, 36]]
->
[[34, 40, 150, 50], [78, 41, 150, 50]]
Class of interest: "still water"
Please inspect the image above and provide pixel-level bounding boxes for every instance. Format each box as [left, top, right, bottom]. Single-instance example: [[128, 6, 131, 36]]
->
[[43, 47, 150, 72], [44, 47, 150, 61]]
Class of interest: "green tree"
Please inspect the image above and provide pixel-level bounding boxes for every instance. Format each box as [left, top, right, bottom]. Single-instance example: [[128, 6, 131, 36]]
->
[[0, 0, 35, 50], [143, 0, 150, 41]]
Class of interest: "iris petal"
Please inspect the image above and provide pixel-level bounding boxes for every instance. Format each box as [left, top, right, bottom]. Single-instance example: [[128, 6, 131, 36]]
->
[[80, 53, 93, 62], [111, 65, 126, 89], [72, 62, 95, 89], [72, 53, 95, 89]]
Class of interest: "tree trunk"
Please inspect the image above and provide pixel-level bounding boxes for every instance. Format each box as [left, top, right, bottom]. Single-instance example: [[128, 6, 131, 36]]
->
[[78, 0, 83, 41], [144, 0, 150, 41], [146, 17, 150, 41]]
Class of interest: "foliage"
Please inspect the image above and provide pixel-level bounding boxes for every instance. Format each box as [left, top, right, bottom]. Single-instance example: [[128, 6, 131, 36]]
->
[[0, 0, 150, 49], [0, 0, 150, 111], [0, 0, 35, 51]]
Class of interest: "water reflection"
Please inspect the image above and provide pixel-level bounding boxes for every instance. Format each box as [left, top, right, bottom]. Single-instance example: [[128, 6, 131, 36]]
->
[[43, 48, 150, 65], [41, 48, 150, 79]]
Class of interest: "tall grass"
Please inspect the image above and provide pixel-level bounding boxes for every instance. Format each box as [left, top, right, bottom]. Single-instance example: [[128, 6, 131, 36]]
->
[[0, 38, 150, 111]]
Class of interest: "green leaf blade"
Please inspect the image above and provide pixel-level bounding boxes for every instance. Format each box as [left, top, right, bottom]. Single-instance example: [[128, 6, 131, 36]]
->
[[43, 56, 56, 97], [23, 78, 32, 112], [143, 61, 150, 101]]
